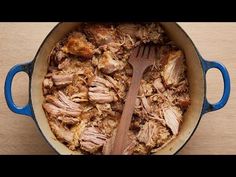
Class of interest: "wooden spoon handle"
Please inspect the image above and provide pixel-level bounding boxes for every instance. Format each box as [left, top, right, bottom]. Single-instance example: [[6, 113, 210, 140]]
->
[[111, 68, 145, 154]]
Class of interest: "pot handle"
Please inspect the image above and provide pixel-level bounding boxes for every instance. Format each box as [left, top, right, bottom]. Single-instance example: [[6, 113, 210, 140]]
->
[[4, 62, 33, 117], [201, 58, 230, 114]]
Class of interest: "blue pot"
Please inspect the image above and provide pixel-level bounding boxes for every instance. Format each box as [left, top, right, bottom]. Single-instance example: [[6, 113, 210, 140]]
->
[[4, 23, 231, 154]]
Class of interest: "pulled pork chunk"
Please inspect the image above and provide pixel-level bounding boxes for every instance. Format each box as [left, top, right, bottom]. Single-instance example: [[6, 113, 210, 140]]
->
[[137, 120, 159, 148], [43, 91, 81, 117], [104, 75, 126, 99], [90, 76, 114, 88], [79, 126, 107, 153], [52, 73, 73, 87], [161, 50, 185, 86], [62, 32, 95, 59], [88, 92, 115, 104], [98, 51, 124, 74], [57, 91, 81, 110], [162, 106, 182, 135], [43, 103, 81, 117], [49, 121, 74, 144], [45, 95, 70, 110], [137, 120, 171, 149], [88, 76, 117, 103], [83, 24, 117, 46]]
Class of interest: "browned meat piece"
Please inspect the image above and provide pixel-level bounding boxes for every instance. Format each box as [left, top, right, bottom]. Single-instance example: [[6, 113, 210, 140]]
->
[[62, 32, 95, 59], [83, 24, 116, 46], [137, 120, 159, 148], [52, 74, 73, 87], [57, 116, 80, 125], [43, 78, 53, 89], [79, 127, 107, 153], [161, 50, 185, 86], [98, 51, 124, 74], [162, 106, 182, 135], [43, 103, 81, 117], [153, 78, 165, 92], [49, 121, 74, 144]]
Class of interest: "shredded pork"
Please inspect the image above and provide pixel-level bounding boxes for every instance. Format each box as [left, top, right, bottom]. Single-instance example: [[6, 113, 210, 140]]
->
[[42, 22, 191, 155]]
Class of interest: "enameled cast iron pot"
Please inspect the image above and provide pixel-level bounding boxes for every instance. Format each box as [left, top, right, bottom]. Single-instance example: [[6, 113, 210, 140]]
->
[[4, 22, 231, 154]]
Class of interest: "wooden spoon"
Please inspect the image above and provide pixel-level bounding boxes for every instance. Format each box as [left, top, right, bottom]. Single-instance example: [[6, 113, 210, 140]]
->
[[111, 45, 156, 154]]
